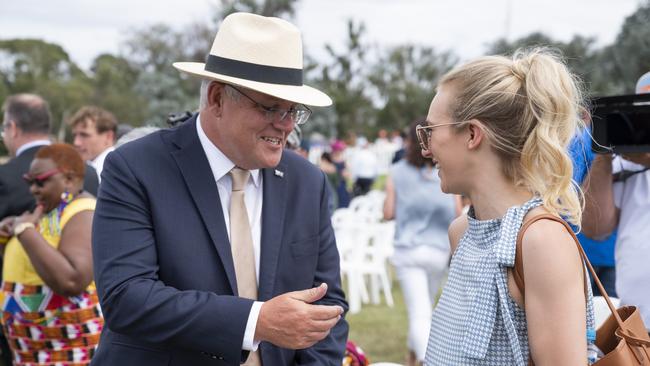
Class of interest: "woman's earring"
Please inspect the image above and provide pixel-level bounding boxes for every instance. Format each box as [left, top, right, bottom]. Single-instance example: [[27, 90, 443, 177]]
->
[[60, 189, 74, 204]]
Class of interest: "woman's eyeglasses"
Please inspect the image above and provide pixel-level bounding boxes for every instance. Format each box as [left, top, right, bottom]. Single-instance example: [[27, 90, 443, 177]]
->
[[415, 122, 465, 151], [23, 169, 60, 188]]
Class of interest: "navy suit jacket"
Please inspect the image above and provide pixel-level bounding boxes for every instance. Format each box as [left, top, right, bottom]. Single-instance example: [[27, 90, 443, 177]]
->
[[91, 116, 348, 366]]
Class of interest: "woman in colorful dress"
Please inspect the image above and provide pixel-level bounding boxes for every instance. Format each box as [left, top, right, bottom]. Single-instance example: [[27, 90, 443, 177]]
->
[[0, 143, 102, 365], [421, 49, 595, 365]]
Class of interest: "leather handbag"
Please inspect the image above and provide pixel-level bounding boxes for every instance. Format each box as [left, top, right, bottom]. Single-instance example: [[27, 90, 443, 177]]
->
[[514, 214, 650, 365]]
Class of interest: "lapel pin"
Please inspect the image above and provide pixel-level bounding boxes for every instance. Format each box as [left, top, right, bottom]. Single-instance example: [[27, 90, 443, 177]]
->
[[274, 169, 284, 178]]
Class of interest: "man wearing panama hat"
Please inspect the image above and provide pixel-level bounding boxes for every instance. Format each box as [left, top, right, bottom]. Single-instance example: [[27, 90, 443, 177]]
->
[[91, 12, 348, 366]]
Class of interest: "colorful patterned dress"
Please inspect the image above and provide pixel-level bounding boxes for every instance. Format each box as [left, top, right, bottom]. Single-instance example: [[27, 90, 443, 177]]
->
[[1, 197, 103, 366]]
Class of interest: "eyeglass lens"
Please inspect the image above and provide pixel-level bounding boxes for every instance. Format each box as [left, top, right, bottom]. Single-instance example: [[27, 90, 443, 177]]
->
[[416, 125, 430, 151], [229, 85, 311, 125]]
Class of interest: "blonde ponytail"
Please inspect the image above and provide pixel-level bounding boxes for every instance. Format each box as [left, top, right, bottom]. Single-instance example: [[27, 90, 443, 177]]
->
[[439, 48, 585, 227]]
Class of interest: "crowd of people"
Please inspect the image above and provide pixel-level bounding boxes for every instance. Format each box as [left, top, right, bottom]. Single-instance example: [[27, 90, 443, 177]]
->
[[0, 11, 649, 366]]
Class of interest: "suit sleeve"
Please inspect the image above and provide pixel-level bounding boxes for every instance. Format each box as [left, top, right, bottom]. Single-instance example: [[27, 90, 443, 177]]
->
[[82, 163, 99, 197], [295, 171, 349, 365], [92, 150, 253, 364], [0, 173, 10, 220]]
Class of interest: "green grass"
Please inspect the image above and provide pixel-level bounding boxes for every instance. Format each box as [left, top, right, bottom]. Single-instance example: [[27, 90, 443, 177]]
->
[[345, 274, 410, 364]]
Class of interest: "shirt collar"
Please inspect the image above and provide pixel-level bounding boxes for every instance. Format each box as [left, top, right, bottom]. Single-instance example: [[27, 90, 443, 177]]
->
[[196, 114, 260, 187], [91, 146, 115, 165], [16, 140, 51, 157]]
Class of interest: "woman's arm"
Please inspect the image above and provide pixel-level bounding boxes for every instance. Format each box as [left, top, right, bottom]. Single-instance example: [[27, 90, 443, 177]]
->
[[581, 154, 618, 239], [17, 209, 94, 296], [382, 175, 395, 220], [523, 219, 587, 366]]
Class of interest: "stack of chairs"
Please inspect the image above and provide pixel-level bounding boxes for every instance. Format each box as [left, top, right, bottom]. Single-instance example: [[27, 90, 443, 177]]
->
[[333, 190, 395, 314]]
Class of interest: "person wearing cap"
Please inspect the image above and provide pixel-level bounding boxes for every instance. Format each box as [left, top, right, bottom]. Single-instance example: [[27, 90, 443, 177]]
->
[[582, 72, 650, 333], [91, 12, 348, 366]]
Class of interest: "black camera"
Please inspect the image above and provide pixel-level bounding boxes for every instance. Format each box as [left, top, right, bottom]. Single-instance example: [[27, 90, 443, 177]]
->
[[591, 93, 650, 153], [166, 111, 194, 127]]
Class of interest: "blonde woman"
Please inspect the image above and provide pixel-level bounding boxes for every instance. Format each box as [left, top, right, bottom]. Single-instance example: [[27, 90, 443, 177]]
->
[[422, 49, 594, 365]]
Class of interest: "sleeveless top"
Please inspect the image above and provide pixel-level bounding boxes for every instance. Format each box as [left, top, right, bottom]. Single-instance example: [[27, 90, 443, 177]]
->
[[390, 160, 456, 251], [425, 197, 595, 365], [1, 197, 103, 365]]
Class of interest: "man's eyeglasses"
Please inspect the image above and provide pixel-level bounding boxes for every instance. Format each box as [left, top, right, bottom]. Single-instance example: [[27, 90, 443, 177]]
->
[[416, 122, 465, 152], [23, 169, 60, 188], [227, 85, 312, 125]]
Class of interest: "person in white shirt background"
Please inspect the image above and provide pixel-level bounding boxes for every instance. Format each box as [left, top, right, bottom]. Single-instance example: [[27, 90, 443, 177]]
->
[[582, 70, 650, 333], [68, 105, 117, 181], [349, 137, 378, 196]]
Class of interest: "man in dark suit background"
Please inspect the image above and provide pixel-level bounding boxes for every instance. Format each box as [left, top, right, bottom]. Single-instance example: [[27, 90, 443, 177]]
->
[[0, 94, 99, 221], [91, 12, 348, 366]]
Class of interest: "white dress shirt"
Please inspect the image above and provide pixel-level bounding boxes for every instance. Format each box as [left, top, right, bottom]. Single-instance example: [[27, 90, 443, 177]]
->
[[91, 146, 115, 182], [196, 115, 264, 351], [16, 139, 50, 157]]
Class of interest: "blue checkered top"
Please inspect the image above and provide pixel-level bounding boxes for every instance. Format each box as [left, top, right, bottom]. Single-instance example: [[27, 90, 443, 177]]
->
[[425, 198, 595, 365]]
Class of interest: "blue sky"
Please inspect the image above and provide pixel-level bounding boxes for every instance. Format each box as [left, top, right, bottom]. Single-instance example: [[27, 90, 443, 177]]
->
[[0, 0, 643, 70]]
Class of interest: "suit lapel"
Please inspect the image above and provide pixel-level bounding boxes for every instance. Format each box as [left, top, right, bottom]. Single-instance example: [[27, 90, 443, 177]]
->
[[169, 118, 238, 294], [258, 162, 288, 300]]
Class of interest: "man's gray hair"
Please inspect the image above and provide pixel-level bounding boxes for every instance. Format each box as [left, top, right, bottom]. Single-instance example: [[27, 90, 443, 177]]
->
[[115, 126, 161, 148], [199, 80, 211, 110], [199, 81, 240, 110], [2, 94, 51, 135]]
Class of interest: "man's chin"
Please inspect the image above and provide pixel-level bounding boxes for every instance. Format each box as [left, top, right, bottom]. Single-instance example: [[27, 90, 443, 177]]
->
[[263, 150, 283, 168]]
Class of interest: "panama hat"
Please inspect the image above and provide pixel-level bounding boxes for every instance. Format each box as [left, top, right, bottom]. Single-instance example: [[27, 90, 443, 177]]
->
[[173, 12, 332, 107]]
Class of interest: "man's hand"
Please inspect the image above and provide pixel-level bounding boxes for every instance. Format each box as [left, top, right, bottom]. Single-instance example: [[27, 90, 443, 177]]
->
[[255, 283, 344, 349]]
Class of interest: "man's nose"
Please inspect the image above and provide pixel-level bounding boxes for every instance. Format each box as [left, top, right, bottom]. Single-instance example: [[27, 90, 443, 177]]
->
[[272, 117, 295, 133], [73, 136, 82, 147]]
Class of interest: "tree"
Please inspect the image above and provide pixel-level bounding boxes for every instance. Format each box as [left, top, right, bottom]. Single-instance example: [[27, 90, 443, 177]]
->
[[0, 39, 93, 136], [89, 54, 148, 125], [486, 32, 608, 95], [308, 20, 377, 139], [120, 22, 210, 125], [369, 45, 457, 130], [217, 0, 298, 19], [600, 0, 650, 94]]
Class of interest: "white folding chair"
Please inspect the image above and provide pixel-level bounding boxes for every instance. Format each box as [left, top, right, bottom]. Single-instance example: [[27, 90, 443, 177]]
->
[[593, 295, 621, 328]]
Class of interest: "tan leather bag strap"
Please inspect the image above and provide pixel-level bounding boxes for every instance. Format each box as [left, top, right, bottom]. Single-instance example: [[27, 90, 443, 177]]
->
[[516, 214, 650, 366], [514, 214, 588, 301]]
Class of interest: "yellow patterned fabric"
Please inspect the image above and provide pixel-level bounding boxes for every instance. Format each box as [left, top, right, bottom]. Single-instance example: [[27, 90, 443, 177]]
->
[[1, 197, 102, 365], [3, 197, 95, 285]]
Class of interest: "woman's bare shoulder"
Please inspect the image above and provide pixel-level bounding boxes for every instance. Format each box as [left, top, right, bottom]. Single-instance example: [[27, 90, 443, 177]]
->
[[449, 214, 468, 254]]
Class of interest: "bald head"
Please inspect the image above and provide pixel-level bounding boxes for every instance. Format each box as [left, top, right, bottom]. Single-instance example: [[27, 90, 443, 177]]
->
[[2, 93, 51, 135]]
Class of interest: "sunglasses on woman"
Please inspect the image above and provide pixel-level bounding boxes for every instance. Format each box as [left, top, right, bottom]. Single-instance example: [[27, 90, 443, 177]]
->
[[23, 168, 60, 188]]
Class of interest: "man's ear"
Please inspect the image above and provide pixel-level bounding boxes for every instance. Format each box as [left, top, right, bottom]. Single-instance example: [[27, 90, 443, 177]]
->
[[467, 120, 486, 150], [207, 82, 225, 116], [107, 130, 116, 144]]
